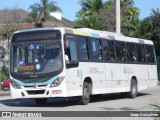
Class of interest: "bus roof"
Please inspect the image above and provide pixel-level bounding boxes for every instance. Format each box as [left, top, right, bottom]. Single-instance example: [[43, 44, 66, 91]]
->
[[13, 27, 154, 45]]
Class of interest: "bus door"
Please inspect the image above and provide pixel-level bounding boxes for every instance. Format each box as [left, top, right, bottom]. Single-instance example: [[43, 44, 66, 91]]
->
[[64, 35, 81, 96]]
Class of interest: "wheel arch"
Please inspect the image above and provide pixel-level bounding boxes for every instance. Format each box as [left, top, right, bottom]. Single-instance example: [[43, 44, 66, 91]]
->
[[131, 76, 138, 90], [83, 77, 93, 94]]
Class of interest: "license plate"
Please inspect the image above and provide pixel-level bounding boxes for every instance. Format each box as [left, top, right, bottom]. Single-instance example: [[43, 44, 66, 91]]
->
[[3, 87, 9, 91]]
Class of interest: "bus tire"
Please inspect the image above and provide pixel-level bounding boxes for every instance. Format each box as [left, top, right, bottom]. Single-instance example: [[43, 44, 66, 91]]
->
[[79, 82, 91, 105], [35, 98, 48, 105], [128, 79, 137, 98]]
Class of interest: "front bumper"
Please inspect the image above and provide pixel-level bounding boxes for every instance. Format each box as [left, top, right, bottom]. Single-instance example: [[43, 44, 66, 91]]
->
[[10, 84, 67, 99]]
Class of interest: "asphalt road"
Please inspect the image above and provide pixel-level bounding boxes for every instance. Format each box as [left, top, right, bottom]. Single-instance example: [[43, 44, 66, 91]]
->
[[0, 86, 159, 120]]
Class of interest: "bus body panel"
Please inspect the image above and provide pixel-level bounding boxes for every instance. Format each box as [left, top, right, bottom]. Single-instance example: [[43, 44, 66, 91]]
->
[[65, 62, 106, 96], [10, 27, 158, 101]]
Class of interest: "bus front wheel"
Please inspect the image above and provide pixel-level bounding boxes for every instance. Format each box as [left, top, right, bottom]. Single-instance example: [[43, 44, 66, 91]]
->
[[79, 82, 91, 105], [35, 98, 48, 105], [128, 79, 137, 98]]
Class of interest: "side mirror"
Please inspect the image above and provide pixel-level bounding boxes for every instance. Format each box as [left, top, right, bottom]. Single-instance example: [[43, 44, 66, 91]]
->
[[66, 60, 79, 68]]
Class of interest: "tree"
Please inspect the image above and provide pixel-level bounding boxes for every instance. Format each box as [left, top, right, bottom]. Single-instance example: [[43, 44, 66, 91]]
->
[[0, 22, 22, 40], [134, 17, 153, 39], [98, 0, 116, 31], [28, 0, 62, 28], [134, 8, 160, 55], [121, 0, 140, 36], [150, 9, 160, 55], [98, 0, 140, 35], [75, 0, 103, 29]]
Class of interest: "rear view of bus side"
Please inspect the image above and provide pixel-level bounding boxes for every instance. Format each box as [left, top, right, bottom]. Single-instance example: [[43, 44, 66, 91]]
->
[[10, 27, 158, 105]]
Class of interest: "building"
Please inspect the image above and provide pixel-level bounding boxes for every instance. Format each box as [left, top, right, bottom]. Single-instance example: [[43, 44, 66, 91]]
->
[[0, 8, 74, 69], [0, 8, 74, 29]]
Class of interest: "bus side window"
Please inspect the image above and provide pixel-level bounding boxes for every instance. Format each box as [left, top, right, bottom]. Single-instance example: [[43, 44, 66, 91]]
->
[[108, 41, 115, 61], [65, 35, 78, 61], [127, 43, 137, 62], [115, 41, 126, 62], [77, 37, 90, 61], [146, 45, 155, 63], [137, 44, 146, 63], [90, 38, 102, 61], [101, 39, 110, 61]]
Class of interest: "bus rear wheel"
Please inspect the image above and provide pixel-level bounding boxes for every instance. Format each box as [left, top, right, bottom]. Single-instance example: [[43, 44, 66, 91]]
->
[[128, 79, 137, 98], [35, 98, 48, 105], [79, 82, 91, 105]]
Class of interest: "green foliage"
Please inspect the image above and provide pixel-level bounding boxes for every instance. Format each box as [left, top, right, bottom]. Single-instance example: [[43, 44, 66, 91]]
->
[[135, 9, 160, 55], [28, 0, 62, 27], [121, 0, 140, 36], [0, 21, 22, 40], [150, 9, 160, 56], [76, 0, 140, 34], [150, 103, 160, 120], [75, 0, 103, 29], [133, 17, 152, 39], [101, 0, 140, 35], [0, 67, 9, 82], [98, 0, 116, 31]]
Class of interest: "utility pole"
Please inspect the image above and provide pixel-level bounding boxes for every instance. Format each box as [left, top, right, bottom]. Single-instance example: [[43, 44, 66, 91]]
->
[[116, 0, 121, 34]]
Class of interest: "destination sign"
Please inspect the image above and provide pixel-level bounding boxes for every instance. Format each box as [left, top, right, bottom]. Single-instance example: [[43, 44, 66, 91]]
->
[[13, 30, 61, 42]]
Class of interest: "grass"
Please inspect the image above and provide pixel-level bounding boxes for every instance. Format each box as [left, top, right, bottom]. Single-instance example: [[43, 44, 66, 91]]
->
[[150, 103, 160, 120]]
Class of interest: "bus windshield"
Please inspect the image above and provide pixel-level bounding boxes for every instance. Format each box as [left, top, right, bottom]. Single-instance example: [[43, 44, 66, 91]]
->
[[10, 31, 63, 79]]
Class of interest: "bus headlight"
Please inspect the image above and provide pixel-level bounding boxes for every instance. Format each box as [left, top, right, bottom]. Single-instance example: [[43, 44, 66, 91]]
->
[[50, 76, 64, 87], [11, 81, 21, 89]]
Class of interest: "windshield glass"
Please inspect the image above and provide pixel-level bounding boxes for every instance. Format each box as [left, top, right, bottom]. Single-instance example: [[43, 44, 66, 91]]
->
[[10, 30, 62, 78], [11, 42, 62, 76]]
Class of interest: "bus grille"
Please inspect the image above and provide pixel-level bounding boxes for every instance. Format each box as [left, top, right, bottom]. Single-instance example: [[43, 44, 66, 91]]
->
[[24, 85, 47, 88], [26, 90, 45, 95]]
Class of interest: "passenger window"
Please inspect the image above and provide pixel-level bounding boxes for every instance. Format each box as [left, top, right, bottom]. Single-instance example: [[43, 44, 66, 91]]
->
[[126, 43, 137, 62], [65, 35, 78, 61], [101, 39, 110, 61], [137, 45, 146, 62], [146, 45, 155, 63], [77, 37, 90, 61], [108, 41, 115, 61], [115, 41, 126, 62], [90, 38, 102, 60]]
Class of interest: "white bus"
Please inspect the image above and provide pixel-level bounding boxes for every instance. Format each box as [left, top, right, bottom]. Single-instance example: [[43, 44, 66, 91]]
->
[[10, 27, 158, 105]]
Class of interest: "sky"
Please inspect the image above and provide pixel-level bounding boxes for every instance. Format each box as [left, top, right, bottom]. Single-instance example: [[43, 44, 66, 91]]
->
[[0, 0, 160, 21]]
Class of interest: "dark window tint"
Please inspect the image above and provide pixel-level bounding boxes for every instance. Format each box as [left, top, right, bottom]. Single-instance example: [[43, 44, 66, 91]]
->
[[146, 45, 155, 63], [137, 45, 146, 62], [101, 39, 110, 61], [115, 42, 126, 62], [108, 41, 115, 61], [126, 43, 137, 62], [77, 37, 90, 60], [90, 38, 102, 60]]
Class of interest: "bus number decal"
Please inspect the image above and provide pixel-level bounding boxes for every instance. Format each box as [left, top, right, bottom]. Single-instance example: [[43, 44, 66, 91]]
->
[[89, 68, 98, 73], [19, 65, 35, 71]]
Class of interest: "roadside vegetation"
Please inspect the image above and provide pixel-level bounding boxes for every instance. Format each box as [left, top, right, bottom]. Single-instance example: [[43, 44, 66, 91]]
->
[[150, 103, 160, 120]]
